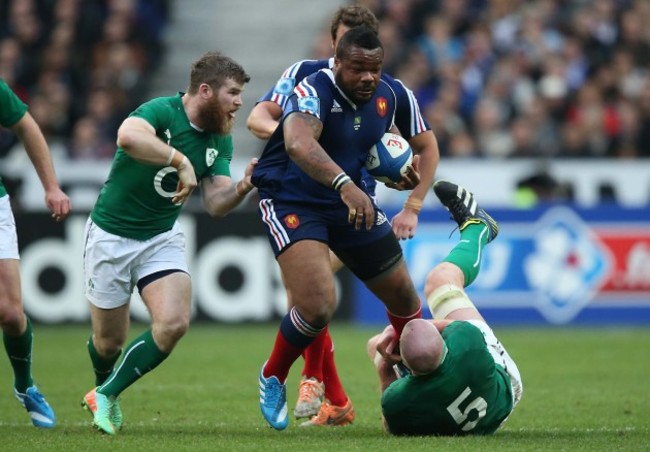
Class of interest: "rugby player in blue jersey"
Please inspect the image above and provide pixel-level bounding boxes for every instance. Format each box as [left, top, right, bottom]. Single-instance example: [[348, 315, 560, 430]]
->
[[252, 26, 438, 430], [247, 5, 439, 427]]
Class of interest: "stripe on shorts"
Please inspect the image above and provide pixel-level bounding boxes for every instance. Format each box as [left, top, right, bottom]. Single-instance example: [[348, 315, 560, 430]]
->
[[259, 199, 290, 251]]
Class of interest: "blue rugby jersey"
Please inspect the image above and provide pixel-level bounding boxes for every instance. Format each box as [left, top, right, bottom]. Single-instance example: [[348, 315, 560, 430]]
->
[[258, 58, 428, 141], [252, 68, 430, 205]]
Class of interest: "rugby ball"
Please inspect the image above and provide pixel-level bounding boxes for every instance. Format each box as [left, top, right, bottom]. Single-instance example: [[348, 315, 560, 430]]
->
[[366, 133, 413, 183]]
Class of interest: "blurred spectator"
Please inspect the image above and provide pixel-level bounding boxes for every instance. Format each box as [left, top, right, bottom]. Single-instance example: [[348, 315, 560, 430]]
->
[[0, 0, 169, 159], [514, 170, 574, 207], [68, 116, 115, 160]]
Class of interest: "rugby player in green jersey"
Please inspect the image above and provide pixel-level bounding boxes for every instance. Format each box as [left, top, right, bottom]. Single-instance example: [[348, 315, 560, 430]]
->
[[80, 52, 255, 435], [368, 180, 523, 436], [0, 78, 70, 428]]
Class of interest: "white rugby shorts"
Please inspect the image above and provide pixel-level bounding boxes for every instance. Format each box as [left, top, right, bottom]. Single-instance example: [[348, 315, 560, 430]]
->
[[83, 218, 189, 309], [465, 319, 523, 407], [0, 195, 19, 260]]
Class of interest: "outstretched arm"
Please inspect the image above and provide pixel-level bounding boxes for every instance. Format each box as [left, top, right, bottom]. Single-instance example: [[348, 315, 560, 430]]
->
[[12, 112, 70, 221], [391, 130, 440, 240], [246, 101, 283, 139], [201, 158, 257, 217]]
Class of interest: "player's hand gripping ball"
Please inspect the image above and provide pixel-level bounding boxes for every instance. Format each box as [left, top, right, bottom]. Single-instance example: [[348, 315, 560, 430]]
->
[[366, 133, 413, 184]]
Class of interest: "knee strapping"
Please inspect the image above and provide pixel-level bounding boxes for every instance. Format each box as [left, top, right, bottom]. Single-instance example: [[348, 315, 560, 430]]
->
[[426, 284, 475, 319]]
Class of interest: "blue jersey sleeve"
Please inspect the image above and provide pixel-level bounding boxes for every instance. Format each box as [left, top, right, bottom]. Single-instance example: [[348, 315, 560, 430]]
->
[[384, 75, 430, 139], [284, 70, 333, 124]]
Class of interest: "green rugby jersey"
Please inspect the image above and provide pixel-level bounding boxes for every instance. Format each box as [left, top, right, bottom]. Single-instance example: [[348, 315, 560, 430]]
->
[[382, 321, 514, 436], [91, 93, 233, 240], [0, 78, 28, 198]]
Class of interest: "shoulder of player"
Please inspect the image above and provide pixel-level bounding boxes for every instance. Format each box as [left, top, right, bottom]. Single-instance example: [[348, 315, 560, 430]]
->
[[136, 94, 180, 111], [282, 58, 329, 80], [295, 69, 334, 95], [378, 74, 413, 97]]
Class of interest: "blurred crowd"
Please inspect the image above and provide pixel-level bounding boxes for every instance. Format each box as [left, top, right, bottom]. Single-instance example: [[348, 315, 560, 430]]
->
[[313, 0, 650, 160], [0, 0, 170, 160], [3, 0, 650, 164]]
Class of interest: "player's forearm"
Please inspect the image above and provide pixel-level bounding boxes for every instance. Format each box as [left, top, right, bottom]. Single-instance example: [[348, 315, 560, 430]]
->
[[247, 101, 282, 140], [406, 131, 439, 208], [247, 110, 278, 140], [287, 138, 345, 189], [378, 362, 399, 391], [202, 178, 253, 217], [117, 126, 178, 166], [116, 118, 190, 168], [13, 113, 60, 192]]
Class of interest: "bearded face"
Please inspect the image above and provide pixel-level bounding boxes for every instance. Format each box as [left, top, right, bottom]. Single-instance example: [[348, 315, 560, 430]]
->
[[197, 78, 243, 134], [198, 94, 234, 134]]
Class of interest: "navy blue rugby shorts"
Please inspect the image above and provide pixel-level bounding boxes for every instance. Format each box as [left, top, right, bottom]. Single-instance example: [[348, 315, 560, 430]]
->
[[257, 198, 393, 257]]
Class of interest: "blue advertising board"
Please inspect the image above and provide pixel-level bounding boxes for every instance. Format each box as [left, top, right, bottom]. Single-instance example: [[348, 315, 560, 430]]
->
[[353, 205, 650, 326]]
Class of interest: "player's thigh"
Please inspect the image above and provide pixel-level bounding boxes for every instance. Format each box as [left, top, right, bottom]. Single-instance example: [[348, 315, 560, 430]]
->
[[140, 271, 192, 327], [465, 319, 523, 406], [0, 196, 19, 261], [335, 231, 419, 316], [0, 196, 22, 312], [83, 219, 136, 308], [89, 303, 130, 344], [364, 260, 420, 316], [329, 249, 345, 273], [277, 240, 336, 321]]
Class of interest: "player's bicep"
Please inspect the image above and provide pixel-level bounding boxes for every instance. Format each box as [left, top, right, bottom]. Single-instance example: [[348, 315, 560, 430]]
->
[[116, 117, 156, 148], [285, 112, 323, 139], [118, 117, 155, 138], [283, 112, 323, 158]]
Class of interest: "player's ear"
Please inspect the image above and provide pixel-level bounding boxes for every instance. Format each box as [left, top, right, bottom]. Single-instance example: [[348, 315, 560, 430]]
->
[[198, 83, 213, 99]]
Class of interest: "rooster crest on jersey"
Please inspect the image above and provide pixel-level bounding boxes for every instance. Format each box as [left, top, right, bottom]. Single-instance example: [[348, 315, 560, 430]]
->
[[365, 133, 413, 184]]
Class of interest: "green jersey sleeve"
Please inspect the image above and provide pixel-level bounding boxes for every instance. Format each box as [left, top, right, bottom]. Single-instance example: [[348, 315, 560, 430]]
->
[[0, 78, 28, 128], [209, 134, 233, 178]]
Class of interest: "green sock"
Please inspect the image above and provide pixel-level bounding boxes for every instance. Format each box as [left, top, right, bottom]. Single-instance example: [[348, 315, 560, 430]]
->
[[97, 329, 169, 398], [3, 317, 34, 392], [443, 222, 489, 286], [87, 335, 121, 386]]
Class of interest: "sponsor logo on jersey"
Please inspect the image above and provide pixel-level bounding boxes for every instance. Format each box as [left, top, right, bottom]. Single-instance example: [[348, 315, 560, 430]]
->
[[298, 96, 320, 117], [284, 214, 300, 229], [206, 148, 218, 166], [376, 97, 388, 117], [164, 129, 172, 144], [376, 210, 388, 226], [354, 116, 362, 131], [274, 77, 296, 96], [331, 99, 342, 113]]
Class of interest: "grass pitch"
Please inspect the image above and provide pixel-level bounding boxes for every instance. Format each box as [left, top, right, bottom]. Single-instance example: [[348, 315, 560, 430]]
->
[[0, 323, 648, 451]]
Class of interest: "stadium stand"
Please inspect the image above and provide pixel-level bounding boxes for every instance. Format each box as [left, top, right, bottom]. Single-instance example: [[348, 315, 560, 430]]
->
[[0, 0, 170, 161], [325, 0, 650, 160], [1, 0, 649, 210]]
